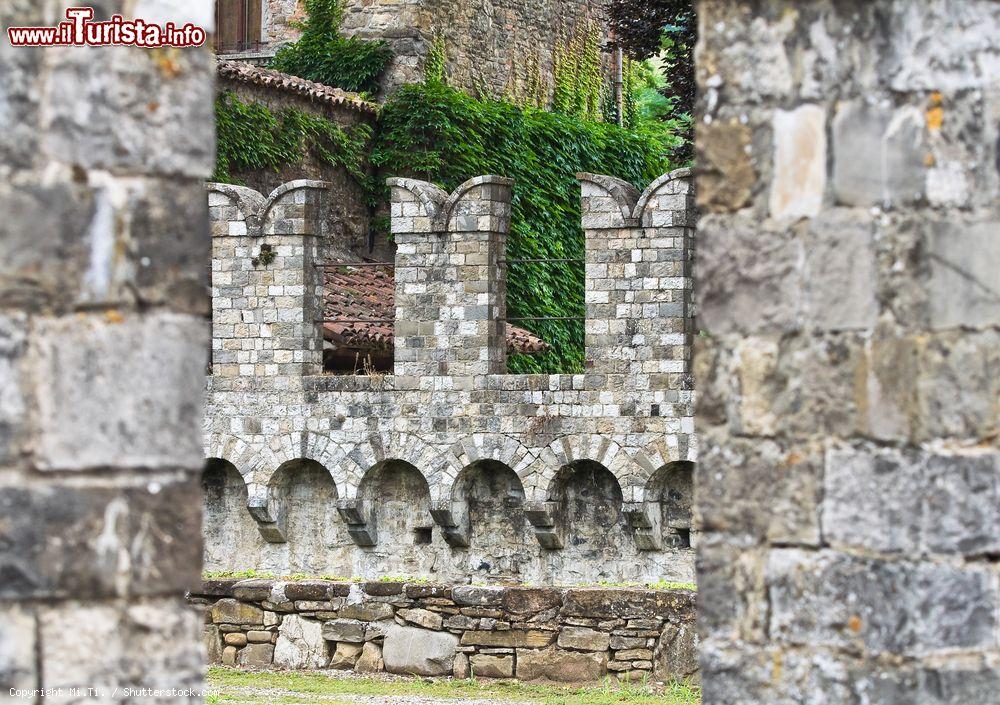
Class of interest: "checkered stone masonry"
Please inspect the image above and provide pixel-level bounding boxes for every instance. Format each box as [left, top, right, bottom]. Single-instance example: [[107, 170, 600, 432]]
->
[[208, 180, 330, 381], [389, 176, 512, 379], [580, 170, 695, 388]]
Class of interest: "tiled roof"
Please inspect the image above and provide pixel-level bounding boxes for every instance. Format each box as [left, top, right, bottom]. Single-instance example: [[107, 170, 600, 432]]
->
[[217, 60, 378, 115], [323, 265, 549, 355]]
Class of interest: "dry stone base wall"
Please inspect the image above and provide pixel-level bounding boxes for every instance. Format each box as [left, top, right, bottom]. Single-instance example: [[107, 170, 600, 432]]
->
[[191, 580, 699, 683]]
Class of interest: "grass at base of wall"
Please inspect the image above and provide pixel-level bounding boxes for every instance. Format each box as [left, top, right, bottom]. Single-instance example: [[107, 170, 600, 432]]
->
[[200, 571, 696, 592], [207, 667, 701, 705]]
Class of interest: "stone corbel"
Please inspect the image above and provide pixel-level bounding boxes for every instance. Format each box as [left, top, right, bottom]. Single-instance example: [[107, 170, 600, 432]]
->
[[247, 486, 286, 543], [430, 499, 471, 548], [523, 500, 564, 550], [336, 498, 377, 547], [624, 501, 662, 551]]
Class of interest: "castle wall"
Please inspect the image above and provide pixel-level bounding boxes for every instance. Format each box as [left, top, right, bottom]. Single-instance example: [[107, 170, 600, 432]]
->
[[248, 0, 610, 98], [203, 170, 698, 585], [0, 0, 213, 696], [694, 0, 1000, 702], [341, 0, 610, 97]]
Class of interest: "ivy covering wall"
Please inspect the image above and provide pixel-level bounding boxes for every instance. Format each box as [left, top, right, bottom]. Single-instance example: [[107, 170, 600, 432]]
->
[[212, 91, 372, 186]]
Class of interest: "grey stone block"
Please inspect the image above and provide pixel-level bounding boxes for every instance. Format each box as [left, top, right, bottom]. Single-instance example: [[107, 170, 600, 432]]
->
[[382, 624, 458, 676], [0, 479, 202, 600], [832, 101, 927, 208], [31, 313, 207, 471]]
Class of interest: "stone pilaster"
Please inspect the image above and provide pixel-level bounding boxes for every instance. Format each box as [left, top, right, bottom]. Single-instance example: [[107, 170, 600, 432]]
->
[[695, 1, 1000, 703], [388, 175, 513, 379]]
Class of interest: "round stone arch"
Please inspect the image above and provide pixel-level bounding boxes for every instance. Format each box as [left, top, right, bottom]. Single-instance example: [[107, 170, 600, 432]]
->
[[533, 434, 645, 503], [201, 457, 258, 571]]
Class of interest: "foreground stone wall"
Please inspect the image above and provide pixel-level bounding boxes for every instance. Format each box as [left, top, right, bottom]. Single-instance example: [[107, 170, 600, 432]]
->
[[192, 579, 698, 683], [0, 0, 213, 698], [204, 170, 697, 585], [694, 1, 1000, 702]]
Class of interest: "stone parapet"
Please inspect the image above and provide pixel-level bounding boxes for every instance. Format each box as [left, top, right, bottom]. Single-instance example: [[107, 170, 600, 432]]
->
[[203, 171, 698, 585], [190, 579, 698, 683]]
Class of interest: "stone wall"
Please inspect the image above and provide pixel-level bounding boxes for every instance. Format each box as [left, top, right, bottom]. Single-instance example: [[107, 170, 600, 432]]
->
[[694, 1, 1000, 702], [191, 579, 698, 683], [204, 170, 697, 585], [245, 0, 609, 98], [0, 0, 213, 698]]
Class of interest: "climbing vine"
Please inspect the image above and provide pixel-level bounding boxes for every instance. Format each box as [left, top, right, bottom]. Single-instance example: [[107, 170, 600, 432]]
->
[[371, 81, 671, 373], [212, 91, 372, 187], [270, 0, 393, 96], [551, 22, 604, 122]]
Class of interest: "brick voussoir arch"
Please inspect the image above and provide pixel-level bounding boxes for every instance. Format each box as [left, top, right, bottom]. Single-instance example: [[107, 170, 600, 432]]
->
[[630, 435, 698, 504], [204, 432, 257, 478]]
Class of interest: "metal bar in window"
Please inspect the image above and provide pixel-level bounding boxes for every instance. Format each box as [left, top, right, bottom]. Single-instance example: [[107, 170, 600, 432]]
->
[[319, 319, 397, 323], [499, 258, 585, 264], [504, 316, 585, 321]]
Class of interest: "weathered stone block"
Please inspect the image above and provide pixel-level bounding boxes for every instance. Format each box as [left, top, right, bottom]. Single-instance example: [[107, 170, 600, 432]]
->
[[696, 214, 803, 336], [355, 641, 384, 673], [274, 615, 329, 669], [31, 313, 207, 471], [238, 643, 275, 668], [339, 602, 395, 621], [398, 607, 443, 630], [557, 626, 610, 652], [823, 447, 1000, 557], [322, 619, 366, 643], [43, 46, 215, 177], [382, 625, 458, 676], [766, 549, 996, 656], [803, 211, 878, 331], [329, 642, 363, 669], [0, 605, 35, 693], [770, 104, 826, 219], [453, 585, 505, 606], [460, 629, 555, 648], [653, 621, 699, 682], [40, 599, 202, 694], [211, 599, 264, 626], [0, 479, 202, 600], [470, 654, 514, 678], [832, 102, 927, 207], [925, 219, 1000, 330], [516, 647, 607, 682]]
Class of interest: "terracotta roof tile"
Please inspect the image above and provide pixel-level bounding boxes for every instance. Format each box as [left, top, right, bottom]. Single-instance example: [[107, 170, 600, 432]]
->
[[217, 60, 378, 115], [323, 265, 549, 355]]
